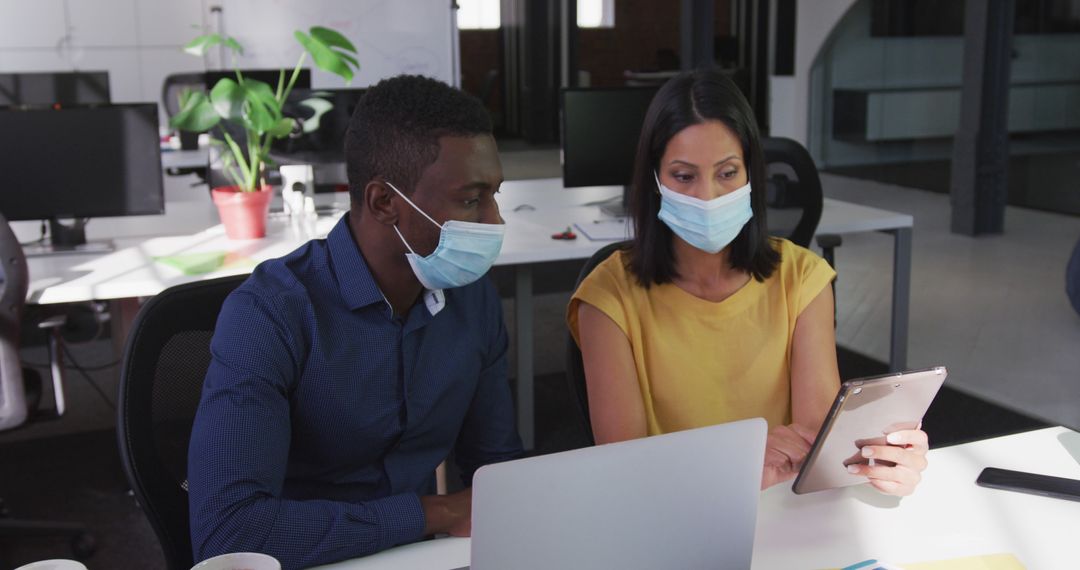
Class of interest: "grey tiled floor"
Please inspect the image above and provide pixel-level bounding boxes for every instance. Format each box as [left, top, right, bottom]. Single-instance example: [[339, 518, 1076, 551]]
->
[[820, 173, 1080, 430]]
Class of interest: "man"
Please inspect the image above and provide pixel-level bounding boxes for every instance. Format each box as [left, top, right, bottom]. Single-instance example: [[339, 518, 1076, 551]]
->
[[188, 75, 522, 570]]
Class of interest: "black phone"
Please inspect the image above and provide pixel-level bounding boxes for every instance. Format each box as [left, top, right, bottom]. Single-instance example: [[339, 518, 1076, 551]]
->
[[976, 467, 1080, 502]]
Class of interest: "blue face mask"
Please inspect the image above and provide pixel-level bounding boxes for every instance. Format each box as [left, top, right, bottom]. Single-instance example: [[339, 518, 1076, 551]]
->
[[386, 181, 505, 291], [655, 172, 753, 254]]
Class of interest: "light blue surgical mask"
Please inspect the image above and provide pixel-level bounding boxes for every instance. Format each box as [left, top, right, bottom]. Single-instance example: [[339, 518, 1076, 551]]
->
[[386, 181, 505, 290], [655, 172, 753, 254]]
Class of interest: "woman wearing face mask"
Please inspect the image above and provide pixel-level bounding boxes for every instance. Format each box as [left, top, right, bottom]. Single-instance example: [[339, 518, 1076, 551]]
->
[[567, 69, 929, 495]]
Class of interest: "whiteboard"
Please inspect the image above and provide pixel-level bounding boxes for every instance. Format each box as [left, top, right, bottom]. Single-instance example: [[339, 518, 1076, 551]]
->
[[215, 0, 458, 88]]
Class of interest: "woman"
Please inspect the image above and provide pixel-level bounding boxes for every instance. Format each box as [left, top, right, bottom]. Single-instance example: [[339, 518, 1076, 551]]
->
[[567, 69, 928, 495]]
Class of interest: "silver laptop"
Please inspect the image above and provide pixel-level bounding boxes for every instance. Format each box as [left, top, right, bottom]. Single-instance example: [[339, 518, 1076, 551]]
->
[[468, 417, 767, 570]]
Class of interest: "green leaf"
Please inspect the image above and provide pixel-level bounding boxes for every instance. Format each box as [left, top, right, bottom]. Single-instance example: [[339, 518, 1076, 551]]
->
[[183, 34, 223, 56], [294, 30, 357, 83], [338, 52, 359, 69], [224, 36, 245, 55], [241, 79, 281, 132], [182, 33, 243, 56], [209, 78, 244, 120], [170, 89, 220, 132], [267, 117, 295, 138], [309, 26, 357, 54]]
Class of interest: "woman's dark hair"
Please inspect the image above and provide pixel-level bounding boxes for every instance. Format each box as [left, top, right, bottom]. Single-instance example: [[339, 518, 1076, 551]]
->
[[626, 68, 780, 287]]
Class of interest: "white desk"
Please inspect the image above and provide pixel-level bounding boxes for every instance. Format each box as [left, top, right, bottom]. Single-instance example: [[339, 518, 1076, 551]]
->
[[312, 426, 1080, 570], [24, 178, 913, 449]]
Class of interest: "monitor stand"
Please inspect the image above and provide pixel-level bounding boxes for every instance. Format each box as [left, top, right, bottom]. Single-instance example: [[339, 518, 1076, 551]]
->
[[21, 218, 114, 257], [596, 184, 631, 218]]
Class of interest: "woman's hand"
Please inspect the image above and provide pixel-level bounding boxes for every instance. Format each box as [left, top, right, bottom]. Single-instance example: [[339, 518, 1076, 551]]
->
[[846, 429, 929, 496], [761, 423, 816, 490]]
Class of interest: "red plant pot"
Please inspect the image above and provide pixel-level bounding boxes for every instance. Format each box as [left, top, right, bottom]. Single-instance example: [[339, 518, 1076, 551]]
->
[[211, 185, 272, 239]]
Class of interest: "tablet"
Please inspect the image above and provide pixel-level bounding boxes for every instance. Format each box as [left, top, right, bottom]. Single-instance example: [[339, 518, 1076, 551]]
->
[[792, 366, 947, 494]]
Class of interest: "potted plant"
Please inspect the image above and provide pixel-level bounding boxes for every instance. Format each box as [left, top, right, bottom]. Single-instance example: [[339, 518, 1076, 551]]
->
[[170, 27, 359, 239]]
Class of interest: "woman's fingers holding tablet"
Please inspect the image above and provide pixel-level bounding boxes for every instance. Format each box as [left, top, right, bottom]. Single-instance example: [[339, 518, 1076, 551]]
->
[[848, 428, 930, 496]]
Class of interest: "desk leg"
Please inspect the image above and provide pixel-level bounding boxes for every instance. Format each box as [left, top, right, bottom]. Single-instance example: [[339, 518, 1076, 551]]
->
[[888, 227, 912, 372], [514, 265, 535, 450], [109, 298, 142, 359]]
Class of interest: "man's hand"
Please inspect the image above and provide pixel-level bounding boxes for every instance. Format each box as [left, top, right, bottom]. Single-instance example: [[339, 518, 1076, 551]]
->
[[761, 423, 816, 490], [420, 488, 472, 537]]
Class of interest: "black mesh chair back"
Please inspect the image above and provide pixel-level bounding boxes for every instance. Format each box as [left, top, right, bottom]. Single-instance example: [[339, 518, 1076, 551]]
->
[[762, 136, 824, 248], [565, 241, 630, 447], [116, 275, 247, 570]]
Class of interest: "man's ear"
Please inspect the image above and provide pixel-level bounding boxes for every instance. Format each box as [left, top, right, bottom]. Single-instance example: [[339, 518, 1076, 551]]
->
[[363, 180, 399, 225]]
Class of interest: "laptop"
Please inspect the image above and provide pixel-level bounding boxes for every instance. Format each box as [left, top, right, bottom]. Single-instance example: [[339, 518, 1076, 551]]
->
[[467, 417, 767, 570]]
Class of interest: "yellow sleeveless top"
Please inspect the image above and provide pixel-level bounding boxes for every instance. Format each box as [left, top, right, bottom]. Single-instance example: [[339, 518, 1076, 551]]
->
[[567, 238, 835, 434]]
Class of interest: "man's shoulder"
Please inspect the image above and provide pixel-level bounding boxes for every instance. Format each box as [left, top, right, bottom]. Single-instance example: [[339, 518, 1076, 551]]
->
[[231, 238, 330, 309]]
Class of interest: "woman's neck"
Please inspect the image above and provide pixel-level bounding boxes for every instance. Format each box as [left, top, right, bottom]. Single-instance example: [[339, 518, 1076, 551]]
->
[[671, 237, 750, 301]]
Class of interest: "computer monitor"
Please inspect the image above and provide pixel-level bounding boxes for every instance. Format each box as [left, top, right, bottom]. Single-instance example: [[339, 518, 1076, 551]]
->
[[0, 103, 164, 254], [0, 71, 110, 106], [269, 87, 366, 193], [561, 86, 659, 216]]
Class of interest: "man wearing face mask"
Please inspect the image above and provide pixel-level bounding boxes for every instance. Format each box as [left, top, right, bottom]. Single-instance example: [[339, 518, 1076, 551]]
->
[[187, 75, 521, 570]]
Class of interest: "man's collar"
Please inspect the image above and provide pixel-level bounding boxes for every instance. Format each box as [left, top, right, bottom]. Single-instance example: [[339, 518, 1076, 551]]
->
[[327, 214, 388, 311], [327, 214, 447, 317]]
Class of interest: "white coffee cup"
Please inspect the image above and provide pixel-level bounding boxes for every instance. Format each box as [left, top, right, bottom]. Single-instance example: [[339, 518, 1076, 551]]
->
[[190, 552, 281, 570], [14, 561, 88, 570]]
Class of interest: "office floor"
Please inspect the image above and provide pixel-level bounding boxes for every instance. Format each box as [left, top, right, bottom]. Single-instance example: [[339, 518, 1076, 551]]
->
[[2, 147, 1077, 567]]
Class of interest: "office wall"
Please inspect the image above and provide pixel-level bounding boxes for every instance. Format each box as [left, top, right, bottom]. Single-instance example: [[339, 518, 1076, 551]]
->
[[576, 0, 683, 87], [0, 0, 457, 123], [767, 0, 857, 146], [807, 0, 1080, 169]]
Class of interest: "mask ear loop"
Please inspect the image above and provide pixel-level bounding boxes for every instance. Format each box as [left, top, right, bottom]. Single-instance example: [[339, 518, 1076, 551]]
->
[[392, 225, 418, 255], [385, 180, 443, 229]]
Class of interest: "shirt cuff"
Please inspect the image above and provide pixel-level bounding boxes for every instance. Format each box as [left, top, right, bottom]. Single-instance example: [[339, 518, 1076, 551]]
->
[[368, 492, 426, 548]]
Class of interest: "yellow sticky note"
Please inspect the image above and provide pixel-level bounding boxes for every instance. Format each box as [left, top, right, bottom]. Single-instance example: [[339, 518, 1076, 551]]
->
[[904, 553, 1026, 570]]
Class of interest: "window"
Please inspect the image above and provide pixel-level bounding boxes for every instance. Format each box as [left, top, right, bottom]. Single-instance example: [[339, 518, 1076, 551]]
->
[[457, 0, 500, 30], [578, 0, 615, 29]]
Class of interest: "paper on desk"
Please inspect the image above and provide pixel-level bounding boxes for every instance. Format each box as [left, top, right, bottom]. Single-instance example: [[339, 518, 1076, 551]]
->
[[574, 219, 630, 241], [154, 251, 255, 275]]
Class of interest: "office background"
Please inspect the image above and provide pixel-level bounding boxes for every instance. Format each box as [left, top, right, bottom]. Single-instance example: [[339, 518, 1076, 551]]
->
[[1, 0, 1079, 567]]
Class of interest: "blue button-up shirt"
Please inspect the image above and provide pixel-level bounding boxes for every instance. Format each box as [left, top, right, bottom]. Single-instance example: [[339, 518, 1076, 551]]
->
[[187, 215, 522, 570]]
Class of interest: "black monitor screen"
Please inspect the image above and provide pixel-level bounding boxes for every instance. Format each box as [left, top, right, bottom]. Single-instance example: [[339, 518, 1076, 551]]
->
[[205, 68, 311, 91], [0, 104, 164, 221], [0, 71, 110, 106], [271, 87, 366, 162], [561, 87, 659, 188]]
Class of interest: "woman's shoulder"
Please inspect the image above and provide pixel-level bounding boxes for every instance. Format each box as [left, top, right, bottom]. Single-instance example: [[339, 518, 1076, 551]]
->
[[771, 237, 823, 269], [579, 248, 636, 291], [768, 237, 835, 296]]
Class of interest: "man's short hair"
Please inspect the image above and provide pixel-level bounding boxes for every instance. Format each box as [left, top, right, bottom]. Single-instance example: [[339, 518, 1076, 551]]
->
[[345, 74, 492, 201]]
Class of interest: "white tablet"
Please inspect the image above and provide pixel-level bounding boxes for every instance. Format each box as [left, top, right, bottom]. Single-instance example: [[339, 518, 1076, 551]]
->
[[792, 366, 948, 494]]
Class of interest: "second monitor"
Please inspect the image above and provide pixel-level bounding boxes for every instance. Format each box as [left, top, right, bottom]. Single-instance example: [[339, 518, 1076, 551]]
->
[[561, 86, 659, 216]]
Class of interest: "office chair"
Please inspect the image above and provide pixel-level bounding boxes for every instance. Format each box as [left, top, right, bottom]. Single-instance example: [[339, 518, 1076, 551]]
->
[[0, 212, 95, 559], [565, 137, 842, 445], [116, 275, 247, 570]]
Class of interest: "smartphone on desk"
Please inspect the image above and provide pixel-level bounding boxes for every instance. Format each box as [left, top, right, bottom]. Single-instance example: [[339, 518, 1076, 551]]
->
[[976, 467, 1080, 502]]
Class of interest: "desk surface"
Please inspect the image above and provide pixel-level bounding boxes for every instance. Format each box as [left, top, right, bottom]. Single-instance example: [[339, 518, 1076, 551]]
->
[[312, 426, 1080, 570], [26, 178, 912, 305]]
